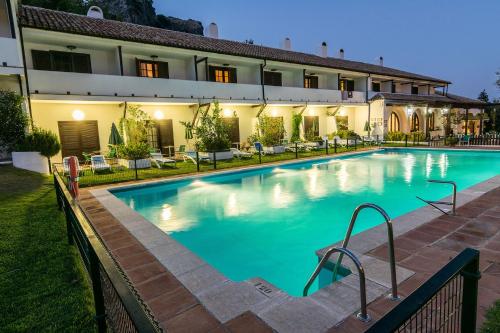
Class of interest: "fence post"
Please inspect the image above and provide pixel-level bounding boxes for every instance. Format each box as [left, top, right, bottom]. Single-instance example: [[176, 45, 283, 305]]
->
[[325, 139, 329, 155], [354, 138, 357, 150], [196, 151, 200, 172], [134, 159, 138, 180], [258, 145, 262, 164], [376, 135, 380, 147], [213, 151, 217, 170], [295, 142, 298, 159], [89, 246, 107, 333], [405, 135, 408, 147], [54, 174, 62, 211], [460, 251, 480, 333], [334, 138, 337, 154], [346, 138, 349, 150]]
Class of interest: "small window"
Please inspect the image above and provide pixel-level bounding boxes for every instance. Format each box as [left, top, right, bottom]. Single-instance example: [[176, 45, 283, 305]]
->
[[304, 75, 318, 89], [209, 66, 237, 83], [32, 50, 92, 73], [411, 86, 419, 95], [339, 79, 354, 91], [410, 113, 420, 131], [264, 71, 282, 86], [136, 59, 169, 78], [391, 83, 396, 93], [389, 112, 400, 132], [372, 82, 380, 92]]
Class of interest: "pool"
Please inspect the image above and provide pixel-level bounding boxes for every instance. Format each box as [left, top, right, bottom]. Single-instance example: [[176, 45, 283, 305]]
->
[[112, 149, 500, 296]]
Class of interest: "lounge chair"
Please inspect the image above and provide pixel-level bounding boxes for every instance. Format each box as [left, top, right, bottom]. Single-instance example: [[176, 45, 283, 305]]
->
[[90, 155, 111, 173], [253, 142, 265, 155], [151, 153, 176, 168], [62, 156, 81, 175], [230, 148, 253, 159], [182, 151, 210, 164]]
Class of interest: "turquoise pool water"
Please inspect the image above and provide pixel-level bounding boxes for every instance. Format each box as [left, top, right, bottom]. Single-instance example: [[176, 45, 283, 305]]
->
[[112, 149, 500, 296]]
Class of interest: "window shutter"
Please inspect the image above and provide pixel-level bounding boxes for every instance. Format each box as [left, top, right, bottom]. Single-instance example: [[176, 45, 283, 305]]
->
[[208, 66, 216, 81], [135, 58, 142, 77], [72, 53, 92, 73], [157, 61, 169, 79], [347, 80, 354, 91], [32, 50, 52, 70], [50, 51, 73, 72], [229, 68, 237, 83]]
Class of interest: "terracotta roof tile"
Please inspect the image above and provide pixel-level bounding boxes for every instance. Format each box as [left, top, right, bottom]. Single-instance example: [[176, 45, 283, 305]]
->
[[19, 5, 451, 84]]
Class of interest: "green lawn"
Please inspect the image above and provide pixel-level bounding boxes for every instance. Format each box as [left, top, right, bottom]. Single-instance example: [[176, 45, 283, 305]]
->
[[0, 166, 95, 332]]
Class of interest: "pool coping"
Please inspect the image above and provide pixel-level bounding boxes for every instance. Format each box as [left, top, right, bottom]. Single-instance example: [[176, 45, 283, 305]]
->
[[89, 148, 500, 332]]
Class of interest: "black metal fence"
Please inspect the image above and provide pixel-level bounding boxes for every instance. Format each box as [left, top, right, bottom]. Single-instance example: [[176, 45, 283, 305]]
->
[[54, 172, 161, 333], [366, 248, 480, 333]]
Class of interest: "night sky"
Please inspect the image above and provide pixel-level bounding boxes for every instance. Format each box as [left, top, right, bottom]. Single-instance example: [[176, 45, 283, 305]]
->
[[154, 0, 499, 100]]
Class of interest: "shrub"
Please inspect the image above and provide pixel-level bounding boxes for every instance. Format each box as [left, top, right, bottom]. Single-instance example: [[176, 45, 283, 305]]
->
[[256, 113, 286, 146], [386, 131, 405, 141], [291, 113, 302, 142], [0, 90, 28, 152], [194, 101, 231, 151], [117, 142, 151, 160], [119, 105, 154, 144], [329, 130, 360, 140], [17, 128, 61, 172], [410, 131, 426, 142]]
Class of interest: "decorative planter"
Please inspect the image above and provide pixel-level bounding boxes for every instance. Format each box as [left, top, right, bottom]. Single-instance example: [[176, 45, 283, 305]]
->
[[202, 150, 234, 161], [118, 158, 151, 169], [263, 145, 285, 154], [12, 151, 49, 174]]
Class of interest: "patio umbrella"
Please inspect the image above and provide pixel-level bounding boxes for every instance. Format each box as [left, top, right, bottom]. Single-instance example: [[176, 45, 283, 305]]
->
[[184, 122, 193, 140], [108, 123, 123, 145]]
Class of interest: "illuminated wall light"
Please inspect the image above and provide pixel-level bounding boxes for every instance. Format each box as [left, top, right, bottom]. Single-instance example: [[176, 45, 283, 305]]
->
[[223, 109, 233, 117], [406, 106, 414, 117], [308, 108, 316, 116], [72, 109, 85, 121], [154, 110, 164, 120], [271, 109, 278, 117], [338, 108, 346, 116]]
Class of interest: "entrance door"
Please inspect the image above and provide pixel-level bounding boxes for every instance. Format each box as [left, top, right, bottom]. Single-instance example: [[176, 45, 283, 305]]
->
[[147, 119, 174, 155], [58, 120, 100, 159], [222, 117, 240, 144]]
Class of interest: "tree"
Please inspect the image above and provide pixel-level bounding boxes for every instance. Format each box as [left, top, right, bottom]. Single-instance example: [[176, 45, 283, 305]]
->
[[0, 90, 28, 152]]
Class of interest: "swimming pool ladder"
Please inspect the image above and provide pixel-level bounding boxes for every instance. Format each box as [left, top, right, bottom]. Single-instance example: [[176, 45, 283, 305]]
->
[[332, 203, 400, 301], [416, 180, 457, 215], [303, 247, 371, 322]]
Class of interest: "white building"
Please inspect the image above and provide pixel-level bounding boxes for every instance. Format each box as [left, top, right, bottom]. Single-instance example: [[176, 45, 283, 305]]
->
[[0, 3, 487, 161]]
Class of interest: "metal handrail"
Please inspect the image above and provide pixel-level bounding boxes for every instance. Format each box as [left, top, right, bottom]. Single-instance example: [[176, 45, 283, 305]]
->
[[332, 203, 399, 300], [416, 179, 457, 215], [303, 247, 371, 322]]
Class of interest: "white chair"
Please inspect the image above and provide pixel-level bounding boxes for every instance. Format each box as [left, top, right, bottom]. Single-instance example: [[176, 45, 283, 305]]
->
[[151, 153, 176, 168], [90, 155, 111, 173], [182, 151, 210, 165], [230, 148, 253, 159]]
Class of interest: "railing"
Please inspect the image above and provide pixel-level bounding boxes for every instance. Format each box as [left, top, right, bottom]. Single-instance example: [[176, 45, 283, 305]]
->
[[417, 179, 457, 215], [365, 248, 480, 333], [303, 247, 371, 322], [53, 171, 161, 333]]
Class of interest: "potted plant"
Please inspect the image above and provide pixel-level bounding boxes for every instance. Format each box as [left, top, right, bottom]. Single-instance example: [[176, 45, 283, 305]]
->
[[117, 142, 152, 169], [0, 90, 29, 160], [14, 127, 61, 174], [257, 113, 286, 154], [192, 101, 233, 161]]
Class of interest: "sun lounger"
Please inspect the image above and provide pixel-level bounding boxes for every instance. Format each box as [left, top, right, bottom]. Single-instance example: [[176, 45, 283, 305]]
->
[[230, 148, 253, 159], [151, 153, 176, 168], [90, 155, 111, 173], [182, 151, 210, 164]]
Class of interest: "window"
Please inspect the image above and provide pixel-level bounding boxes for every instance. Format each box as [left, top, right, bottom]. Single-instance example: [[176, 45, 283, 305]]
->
[[336, 116, 348, 131], [304, 76, 318, 89], [391, 83, 396, 93], [389, 112, 400, 132], [263, 71, 282, 86], [222, 117, 240, 143], [427, 112, 435, 131], [136, 59, 169, 78], [372, 82, 380, 92], [58, 120, 100, 159], [339, 79, 354, 91], [304, 116, 319, 139], [411, 86, 419, 95], [147, 119, 174, 154], [410, 113, 420, 131], [32, 50, 92, 73], [209, 66, 237, 83]]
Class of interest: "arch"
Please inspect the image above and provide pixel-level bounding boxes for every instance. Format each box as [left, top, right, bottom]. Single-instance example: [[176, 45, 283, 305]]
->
[[410, 112, 420, 132], [388, 112, 400, 132], [427, 111, 435, 131]]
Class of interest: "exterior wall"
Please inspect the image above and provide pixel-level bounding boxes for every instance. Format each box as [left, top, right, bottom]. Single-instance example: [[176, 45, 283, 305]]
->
[[0, 0, 11, 37], [0, 74, 20, 92]]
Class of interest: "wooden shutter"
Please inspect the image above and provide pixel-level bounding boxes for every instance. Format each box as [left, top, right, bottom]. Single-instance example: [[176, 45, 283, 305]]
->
[[347, 80, 354, 92], [58, 120, 100, 159], [72, 53, 92, 73], [50, 51, 73, 72], [229, 68, 237, 83], [264, 72, 282, 86], [157, 61, 169, 79], [135, 58, 142, 77], [208, 65, 216, 81], [156, 119, 174, 152], [222, 118, 240, 143], [32, 50, 52, 70]]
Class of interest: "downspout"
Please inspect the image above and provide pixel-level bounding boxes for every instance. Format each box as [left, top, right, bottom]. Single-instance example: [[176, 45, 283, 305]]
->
[[464, 108, 469, 135], [118, 46, 124, 76], [366, 75, 371, 135], [18, 25, 33, 129], [479, 108, 484, 135], [194, 55, 198, 81], [260, 59, 267, 102]]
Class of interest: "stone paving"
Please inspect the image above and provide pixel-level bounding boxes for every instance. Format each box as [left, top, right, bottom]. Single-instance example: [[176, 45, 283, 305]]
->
[[328, 186, 500, 332]]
